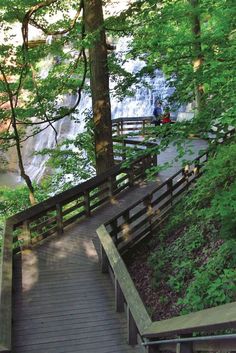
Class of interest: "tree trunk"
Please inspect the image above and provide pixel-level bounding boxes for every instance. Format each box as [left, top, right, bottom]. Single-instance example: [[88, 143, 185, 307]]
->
[[0, 65, 36, 205], [83, 0, 114, 175], [190, 0, 204, 114]]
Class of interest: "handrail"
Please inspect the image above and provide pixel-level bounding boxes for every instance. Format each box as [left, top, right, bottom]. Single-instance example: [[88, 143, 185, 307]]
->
[[97, 128, 236, 351], [9, 160, 134, 227], [97, 224, 152, 336], [0, 119, 234, 352], [112, 116, 153, 137], [142, 333, 236, 345], [0, 131, 157, 352], [143, 302, 236, 337], [104, 153, 208, 251], [112, 116, 153, 123]]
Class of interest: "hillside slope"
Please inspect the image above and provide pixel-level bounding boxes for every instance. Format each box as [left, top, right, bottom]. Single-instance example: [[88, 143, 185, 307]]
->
[[127, 137, 236, 320]]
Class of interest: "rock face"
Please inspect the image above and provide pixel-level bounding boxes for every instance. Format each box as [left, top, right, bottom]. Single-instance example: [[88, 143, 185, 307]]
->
[[0, 147, 19, 173]]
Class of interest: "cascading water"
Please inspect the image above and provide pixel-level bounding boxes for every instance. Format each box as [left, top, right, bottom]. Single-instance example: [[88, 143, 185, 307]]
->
[[110, 38, 173, 118], [0, 37, 191, 186]]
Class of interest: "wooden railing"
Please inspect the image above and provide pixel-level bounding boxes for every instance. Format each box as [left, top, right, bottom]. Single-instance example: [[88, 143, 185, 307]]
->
[[112, 117, 153, 137], [0, 150, 156, 352], [97, 128, 236, 353], [113, 136, 157, 163], [104, 153, 206, 253], [0, 118, 234, 352]]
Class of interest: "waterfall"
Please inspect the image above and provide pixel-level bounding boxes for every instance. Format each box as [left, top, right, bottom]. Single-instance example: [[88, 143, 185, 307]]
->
[[0, 37, 189, 185]]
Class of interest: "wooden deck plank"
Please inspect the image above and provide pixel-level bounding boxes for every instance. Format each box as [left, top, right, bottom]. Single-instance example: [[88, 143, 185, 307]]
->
[[12, 140, 207, 353]]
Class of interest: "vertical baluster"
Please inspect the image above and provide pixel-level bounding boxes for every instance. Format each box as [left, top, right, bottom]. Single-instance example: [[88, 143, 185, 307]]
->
[[108, 176, 113, 198], [151, 151, 157, 167], [123, 210, 129, 223], [177, 335, 193, 353], [84, 190, 91, 217], [144, 195, 153, 233], [122, 139, 126, 161], [100, 244, 109, 273], [143, 120, 146, 135], [122, 210, 130, 242], [21, 220, 31, 248], [167, 178, 173, 206], [120, 120, 123, 136], [176, 342, 193, 353], [183, 165, 190, 188], [194, 159, 200, 177], [117, 120, 120, 136], [128, 165, 134, 187], [115, 278, 125, 312], [56, 203, 63, 235], [128, 309, 138, 345]]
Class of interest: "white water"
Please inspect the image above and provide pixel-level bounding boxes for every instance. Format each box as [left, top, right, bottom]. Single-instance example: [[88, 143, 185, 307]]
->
[[0, 38, 192, 185]]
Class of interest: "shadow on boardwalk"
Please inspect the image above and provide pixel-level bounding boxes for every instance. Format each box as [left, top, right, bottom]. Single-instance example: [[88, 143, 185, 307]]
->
[[12, 139, 207, 353]]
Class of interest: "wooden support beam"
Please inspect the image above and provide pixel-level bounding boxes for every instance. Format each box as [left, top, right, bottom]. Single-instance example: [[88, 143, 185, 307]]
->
[[84, 191, 91, 217], [21, 220, 31, 248], [56, 203, 63, 235], [176, 342, 193, 353], [128, 309, 138, 345], [100, 244, 109, 273], [115, 278, 125, 313], [167, 179, 173, 206]]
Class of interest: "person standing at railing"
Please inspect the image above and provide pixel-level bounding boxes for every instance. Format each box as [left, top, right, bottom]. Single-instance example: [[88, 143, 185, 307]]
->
[[152, 100, 163, 126], [161, 107, 171, 124]]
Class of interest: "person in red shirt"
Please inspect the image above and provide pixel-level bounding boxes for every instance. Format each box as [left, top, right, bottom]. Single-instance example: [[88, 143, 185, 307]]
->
[[161, 107, 171, 124]]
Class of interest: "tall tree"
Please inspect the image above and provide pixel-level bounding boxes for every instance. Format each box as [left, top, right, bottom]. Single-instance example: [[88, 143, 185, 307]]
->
[[120, 0, 235, 129], [0, 0, 116, 203], [83, 0, 114, 175], [190, 0, 204, 114]]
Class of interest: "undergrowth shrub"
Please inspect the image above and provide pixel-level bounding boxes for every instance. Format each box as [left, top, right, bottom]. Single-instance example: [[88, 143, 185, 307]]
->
[[148, 138, 236, 314]]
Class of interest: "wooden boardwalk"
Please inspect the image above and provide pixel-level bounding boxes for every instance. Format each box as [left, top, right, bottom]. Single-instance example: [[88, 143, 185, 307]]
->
[[12, 139, 208, 353]]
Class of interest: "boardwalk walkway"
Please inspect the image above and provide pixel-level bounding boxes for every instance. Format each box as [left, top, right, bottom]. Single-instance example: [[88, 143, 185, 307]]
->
[[12, 139, 207, 353]]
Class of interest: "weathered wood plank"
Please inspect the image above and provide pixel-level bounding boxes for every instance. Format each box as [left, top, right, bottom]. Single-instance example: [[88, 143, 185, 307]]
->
[[97, 225, 152, 335], [144, 302, 236, 337]]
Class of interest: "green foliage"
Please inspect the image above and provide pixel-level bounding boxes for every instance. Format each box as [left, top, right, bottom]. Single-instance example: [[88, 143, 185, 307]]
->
[[148, 138, 236, 314], [120, 0, 236, 132], [178, 242, 236, 313], [0, 183, 50, 250], [38, 115, 96, 192]]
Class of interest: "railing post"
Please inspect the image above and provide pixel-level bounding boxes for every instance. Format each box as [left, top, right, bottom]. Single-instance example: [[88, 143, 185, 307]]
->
[[127, 308, 138, 345], [21, 220, 31, 248], [183, 165, 190, 188], [167, 178, 173, 206], [177, 335, 193, 353], [56, 203, 63, 235], [115, 278, 125, 312], [84, 190, 91, 217], [110, 219, 118, 244], [122, 139, 126, 161], [144, 195, 153, 234], [194, 160, 200, 176], [100, 244, 109, 273], [123, 210, 130, 223], [176, 342, 193, 353], [119, 120, 123, 136], [128, 165, 134, 187], [122, 210, 130, 241], [108, 176, 114, 198], [143, 120, 146, 135]]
